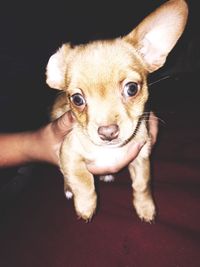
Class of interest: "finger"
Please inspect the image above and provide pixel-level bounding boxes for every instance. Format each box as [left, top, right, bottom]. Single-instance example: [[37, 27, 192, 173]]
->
[[149, 112, 158, 146]]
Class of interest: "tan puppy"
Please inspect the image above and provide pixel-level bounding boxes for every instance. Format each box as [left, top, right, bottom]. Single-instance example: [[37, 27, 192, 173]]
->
[[46, 0, 188, 222]]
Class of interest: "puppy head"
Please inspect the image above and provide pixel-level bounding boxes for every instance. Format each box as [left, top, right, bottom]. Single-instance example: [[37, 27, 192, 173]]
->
[[46, 0, 188, 147]]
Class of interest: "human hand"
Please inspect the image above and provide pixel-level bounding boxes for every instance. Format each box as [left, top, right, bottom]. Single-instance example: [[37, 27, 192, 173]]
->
[[86, 140, 145, 175], [32, 111, 74, 165]]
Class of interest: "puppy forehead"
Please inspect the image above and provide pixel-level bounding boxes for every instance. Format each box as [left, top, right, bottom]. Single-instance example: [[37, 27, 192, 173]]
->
[[69, 39, 143, 89]]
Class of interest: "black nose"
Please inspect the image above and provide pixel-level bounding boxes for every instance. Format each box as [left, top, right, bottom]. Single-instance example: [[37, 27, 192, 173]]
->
[[98, 124, 119, 141]]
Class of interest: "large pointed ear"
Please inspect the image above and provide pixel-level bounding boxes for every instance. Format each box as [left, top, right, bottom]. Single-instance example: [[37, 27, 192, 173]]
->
[[46, 44, 72, 90], [124, 0, 188, 72]]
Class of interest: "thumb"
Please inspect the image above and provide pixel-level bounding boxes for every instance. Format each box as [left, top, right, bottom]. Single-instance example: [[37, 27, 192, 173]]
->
[[52, 111, 74, 138]]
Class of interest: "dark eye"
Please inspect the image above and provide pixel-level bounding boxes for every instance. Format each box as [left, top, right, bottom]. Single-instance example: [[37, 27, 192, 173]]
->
[[71, 93, 86, 106], [123, 82, 139, 97]]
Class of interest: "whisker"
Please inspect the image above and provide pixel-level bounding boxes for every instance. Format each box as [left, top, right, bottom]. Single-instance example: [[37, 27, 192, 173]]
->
[[144, 118, 166, 126], [127, 111, 166, 127], [148, 75, 171, 86]]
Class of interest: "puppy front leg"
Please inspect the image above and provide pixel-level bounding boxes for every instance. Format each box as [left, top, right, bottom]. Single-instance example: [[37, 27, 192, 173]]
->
[[128, 156, 155, 222], [62, 161, 97, 221]]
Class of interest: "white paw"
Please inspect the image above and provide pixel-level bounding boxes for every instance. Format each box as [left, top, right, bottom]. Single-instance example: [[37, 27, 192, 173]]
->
[[65, 190, 73, 199], [99, 175, 115, 182]]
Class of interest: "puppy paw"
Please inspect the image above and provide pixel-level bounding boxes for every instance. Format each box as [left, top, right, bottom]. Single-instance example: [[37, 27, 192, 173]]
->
[[99, 175, 115, 182], [134, 199, 156, 223], [75, 194, 97, 222]]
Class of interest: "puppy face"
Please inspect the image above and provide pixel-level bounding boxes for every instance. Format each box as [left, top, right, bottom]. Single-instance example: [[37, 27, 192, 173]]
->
[[46, 0, 188, 147], [63, 40, 148, 146]]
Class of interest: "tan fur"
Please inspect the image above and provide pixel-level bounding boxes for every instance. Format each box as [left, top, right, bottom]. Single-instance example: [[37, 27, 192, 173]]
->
[[46, 0, 188, 222]]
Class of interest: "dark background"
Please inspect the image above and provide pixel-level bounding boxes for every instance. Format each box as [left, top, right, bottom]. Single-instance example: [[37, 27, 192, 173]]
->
[[0, 0, 199, 132]]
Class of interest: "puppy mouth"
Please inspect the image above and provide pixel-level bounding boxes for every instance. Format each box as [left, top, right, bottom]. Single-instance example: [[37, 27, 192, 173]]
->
[[100, 139, 123, 147]]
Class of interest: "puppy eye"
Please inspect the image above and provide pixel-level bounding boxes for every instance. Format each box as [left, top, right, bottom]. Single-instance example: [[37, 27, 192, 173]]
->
[[123, 82, 139, 97], [71, 93, 86, 106]]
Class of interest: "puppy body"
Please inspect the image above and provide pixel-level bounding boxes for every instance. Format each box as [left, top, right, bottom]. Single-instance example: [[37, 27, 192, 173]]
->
[[46, 0, 188, 222]]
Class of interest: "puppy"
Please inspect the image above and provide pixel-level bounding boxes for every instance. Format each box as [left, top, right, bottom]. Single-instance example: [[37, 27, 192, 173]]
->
[[46, 0, 188, 222]]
